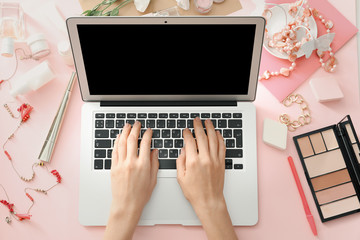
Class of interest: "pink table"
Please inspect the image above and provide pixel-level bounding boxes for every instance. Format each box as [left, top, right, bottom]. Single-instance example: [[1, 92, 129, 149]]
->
[[0, 0, 359, 239]]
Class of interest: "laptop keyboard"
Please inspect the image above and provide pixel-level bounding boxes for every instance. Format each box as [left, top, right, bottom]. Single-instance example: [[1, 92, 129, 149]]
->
[[93, 112, 243, 170]]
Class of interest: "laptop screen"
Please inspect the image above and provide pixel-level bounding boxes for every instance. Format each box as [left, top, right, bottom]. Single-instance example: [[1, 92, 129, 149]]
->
[[77, 23, 256, 95]]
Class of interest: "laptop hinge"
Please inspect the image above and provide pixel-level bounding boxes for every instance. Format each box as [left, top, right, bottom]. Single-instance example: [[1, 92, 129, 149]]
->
[[100, 101, 237, 107]]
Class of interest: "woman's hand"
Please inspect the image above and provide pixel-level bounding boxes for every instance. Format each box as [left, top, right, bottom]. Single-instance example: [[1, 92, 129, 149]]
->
[[176, 117, 238, 240], [104, 121, 158, 240]]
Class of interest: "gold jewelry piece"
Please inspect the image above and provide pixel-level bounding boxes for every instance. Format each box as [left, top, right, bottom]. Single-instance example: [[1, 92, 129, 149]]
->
[[280, 94, 311, 131]]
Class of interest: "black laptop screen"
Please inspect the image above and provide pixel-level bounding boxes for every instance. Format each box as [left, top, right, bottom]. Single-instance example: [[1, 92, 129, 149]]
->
[[77, 23, 256, 95]]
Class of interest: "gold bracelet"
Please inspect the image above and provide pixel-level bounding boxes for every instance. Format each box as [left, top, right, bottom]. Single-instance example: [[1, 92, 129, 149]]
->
[[279, 94, 311, 132]]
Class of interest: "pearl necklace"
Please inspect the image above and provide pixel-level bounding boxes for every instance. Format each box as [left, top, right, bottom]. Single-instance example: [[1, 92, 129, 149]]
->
[[259, 0, 337, 81]]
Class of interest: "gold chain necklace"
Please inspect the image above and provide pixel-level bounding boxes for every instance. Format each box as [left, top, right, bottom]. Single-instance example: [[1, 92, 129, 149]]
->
[[280, 94, 311, 131]]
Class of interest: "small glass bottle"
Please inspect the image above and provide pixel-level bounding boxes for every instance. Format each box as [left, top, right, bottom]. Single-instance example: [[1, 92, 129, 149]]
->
[[0, 2, 25, 40]]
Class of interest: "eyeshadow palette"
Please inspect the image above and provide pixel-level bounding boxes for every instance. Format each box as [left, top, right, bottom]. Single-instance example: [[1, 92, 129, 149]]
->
[[293, 115, 360, 222]]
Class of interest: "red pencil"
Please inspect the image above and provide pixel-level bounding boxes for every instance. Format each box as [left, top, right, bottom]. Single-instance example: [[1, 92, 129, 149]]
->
[[288, 156, 318, 236]]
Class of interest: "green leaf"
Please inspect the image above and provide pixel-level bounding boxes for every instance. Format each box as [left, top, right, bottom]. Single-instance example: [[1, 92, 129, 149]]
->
[[104, 0, 118, 4], [81, 10, 92, 16], [89, 10, 102, 16], [110, 8, 119, 16]]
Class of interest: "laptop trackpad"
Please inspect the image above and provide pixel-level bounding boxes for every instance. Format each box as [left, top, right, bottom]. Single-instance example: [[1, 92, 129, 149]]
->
[[139, 177, 200, 225]]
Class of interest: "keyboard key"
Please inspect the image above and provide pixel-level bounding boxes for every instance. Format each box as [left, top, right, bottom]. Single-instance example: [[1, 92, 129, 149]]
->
[[152, 130, 160, 138], [191, 113, 199, 118], [233, 113, 242, 118], [175, 139, 183, 148], [218, 120, 227, 128], [106, 113, 115, 118], [105, 159, 112, 169], [105, 120, 114, 128], [225, 164, 233, 169], [170, 113, 179, 118], [148, 113, 157, 118], [94, 159, 103, 169], [95, 140, 111, 148], [107, 149, 113, 158], [212, 113, 221, 118], [138, 120, 145, 128], [225, 159, 233, 169], [146, 119, 155, 128], [127, 113, 136, 118], [234, 129, 242, 138], [95, 113, 105, 118], [159, 159, 176, 169], [116, 120, 125, 128], [180, 113, 189, 118], [223, 129, 232, 138], [116, 113, 125, 118], [95, 120, 104, 128], [95, 130, 109, 138], [187, 119, 194, 128], [228, 119, 242, 128], [225, 159, 233, 165], [95, 149, 106, 158], [159, 113, 168, 118], [234, 164, 243, 169], [169, 149, 178, 158], [126, 119, 135, 126], [157, 120, 165, 128], [159, 149, 168, 158], [226, 139, 235, 148], [222, 113, 231, 118], [172, 129, 181, 138], [164, 139, 173, 148], [236, 137, 243, 148], [110, 129, 119, 138], [162, 129, 171, 138], [167, 120, 176, 128], [201, 113, 210, 118], [138, 113, 147, 118], [177, 120, 186, 128], [226, 149, 243, 158], [154, 139, 163, 148]]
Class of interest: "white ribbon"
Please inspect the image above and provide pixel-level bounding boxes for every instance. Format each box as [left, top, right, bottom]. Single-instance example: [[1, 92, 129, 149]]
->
[[301, 33, 335, 59]]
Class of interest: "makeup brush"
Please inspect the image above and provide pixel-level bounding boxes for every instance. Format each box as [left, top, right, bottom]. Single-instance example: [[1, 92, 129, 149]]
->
[[38, 72, 77, 162]]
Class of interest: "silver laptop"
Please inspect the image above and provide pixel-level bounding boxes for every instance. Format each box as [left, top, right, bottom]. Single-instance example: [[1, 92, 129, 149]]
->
[[67, 16, 265, 226]]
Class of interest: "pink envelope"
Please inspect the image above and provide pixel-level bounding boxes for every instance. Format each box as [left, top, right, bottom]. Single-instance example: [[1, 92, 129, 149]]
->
[[260, 0, 358, 102]]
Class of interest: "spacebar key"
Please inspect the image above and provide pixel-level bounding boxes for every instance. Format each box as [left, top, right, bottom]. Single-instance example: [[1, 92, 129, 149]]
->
[[159, 159, 177, 169]]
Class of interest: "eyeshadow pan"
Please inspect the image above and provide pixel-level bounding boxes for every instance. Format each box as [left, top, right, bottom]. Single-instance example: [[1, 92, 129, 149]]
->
[[297, 136, 314, 158], [345, 123, 356, 143], [353, 143, 360, 163], [322, 129, 338, 150], [304, 149, 345, 178], [311, 169, 351, 191], [310, 132, 326, 154], [320, 196, 360, 219], [315, 182, 356, 205]]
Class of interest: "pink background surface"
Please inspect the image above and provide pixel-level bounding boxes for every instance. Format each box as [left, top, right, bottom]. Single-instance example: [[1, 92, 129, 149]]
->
[[0, 0, 359, 239]]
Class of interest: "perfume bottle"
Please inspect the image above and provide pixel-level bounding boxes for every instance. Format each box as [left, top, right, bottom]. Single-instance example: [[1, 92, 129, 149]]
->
[[0, 2, 25, 40]]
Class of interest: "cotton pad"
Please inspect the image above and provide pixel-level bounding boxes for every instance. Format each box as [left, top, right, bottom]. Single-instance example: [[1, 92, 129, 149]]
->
[[263, 118, 287, 150], [309, 77, 343, 102]]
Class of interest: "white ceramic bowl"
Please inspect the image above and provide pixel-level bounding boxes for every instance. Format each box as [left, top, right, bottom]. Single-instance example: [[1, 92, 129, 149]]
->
[[263, 3, 318, 59]]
